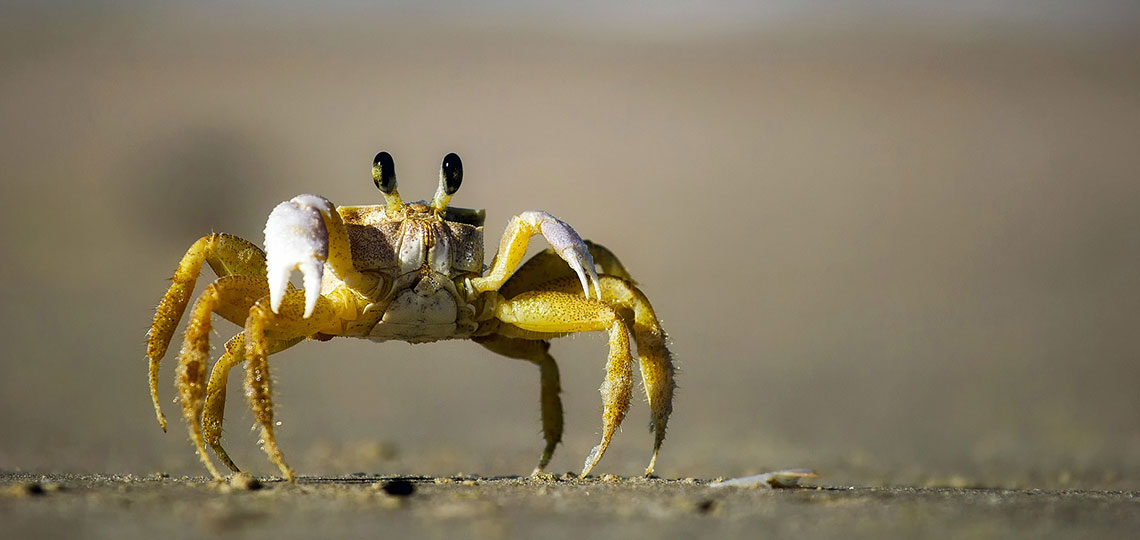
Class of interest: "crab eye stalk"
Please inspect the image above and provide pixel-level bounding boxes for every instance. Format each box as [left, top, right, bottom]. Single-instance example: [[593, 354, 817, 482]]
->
[[372, 151, 403, 212], [372, 152, 397, 193], [441, 153, 463, 194], [431, 152, 463, 211]]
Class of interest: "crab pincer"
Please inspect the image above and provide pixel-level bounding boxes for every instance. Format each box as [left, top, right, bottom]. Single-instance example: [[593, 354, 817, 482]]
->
[[264, 194, 333, 318], [471, 210, 603, 301], [521, 211, 603, 300]]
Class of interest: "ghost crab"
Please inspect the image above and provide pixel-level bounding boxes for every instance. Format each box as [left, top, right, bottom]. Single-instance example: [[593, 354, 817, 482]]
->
[[146, 151, 676, 482]]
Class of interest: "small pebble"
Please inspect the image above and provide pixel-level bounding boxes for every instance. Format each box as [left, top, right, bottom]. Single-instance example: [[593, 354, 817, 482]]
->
[[531, 472, 556, 482], [5, 482, 46, 497], [379, 479, 415, 497], [228, 473, 263, 491]]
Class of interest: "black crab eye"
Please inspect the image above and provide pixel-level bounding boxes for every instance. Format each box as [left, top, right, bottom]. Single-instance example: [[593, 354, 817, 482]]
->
[[441, 152, 462, 195], [372, 151, 397, 194]]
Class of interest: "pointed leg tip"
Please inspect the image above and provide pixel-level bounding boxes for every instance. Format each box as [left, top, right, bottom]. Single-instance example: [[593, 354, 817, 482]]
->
[[580, 443, 603, 479], [275, 460, 297, 483], [196, 445, 225, 481], [152, 391, 168, 431], [532, 454, 553, 479], [643, 451, 659, 477], [213, 447, 241, 473], [204, 465, 225, 482]]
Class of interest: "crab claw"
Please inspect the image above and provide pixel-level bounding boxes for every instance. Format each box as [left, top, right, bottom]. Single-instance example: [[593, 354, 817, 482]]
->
[[520, 211, 602, 300], [264, 194, 331, 318]]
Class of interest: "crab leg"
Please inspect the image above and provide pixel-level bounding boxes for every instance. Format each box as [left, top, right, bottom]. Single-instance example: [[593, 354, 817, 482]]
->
[[147, 234, 268, 432], [202, 333, 303, 473], [474, 335, 564, 475], [598, 276, 674, 476], [498, 247, 676, 476], [469, 211, 602, 300], [551, 275, 674, 476], [494, 291, 634, 478], [244, 290, 340, 481], [176, 275, 274, 480]]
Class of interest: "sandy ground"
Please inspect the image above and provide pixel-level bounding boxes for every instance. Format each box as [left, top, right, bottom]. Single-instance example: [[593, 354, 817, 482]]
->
[[3, 472, 1139, 539], [2, 2, 1140, 538]]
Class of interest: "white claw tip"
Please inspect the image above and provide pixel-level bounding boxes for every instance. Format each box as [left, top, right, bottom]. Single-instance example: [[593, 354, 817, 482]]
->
[[264, 196, 330, 318], [575, 265, 591, 299], [300, 257, 323, 318]]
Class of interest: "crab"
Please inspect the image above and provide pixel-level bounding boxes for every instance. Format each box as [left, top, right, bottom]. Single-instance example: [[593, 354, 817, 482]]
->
[[145, 151, 676, 482]]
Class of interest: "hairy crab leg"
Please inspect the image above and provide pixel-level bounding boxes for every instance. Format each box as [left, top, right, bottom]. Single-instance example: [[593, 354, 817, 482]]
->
[[497, 238, 676, 476], [473, 335, 564, 475], [176, 275, 273, 480], [469, 211, 602, 301], [244, 291, 340, 482], [525, 275, 676, 476], [607, 278, 674, 476], [203, 333, 303, 473], [493, 291, 634, 478], [147, 233, 268, 432]]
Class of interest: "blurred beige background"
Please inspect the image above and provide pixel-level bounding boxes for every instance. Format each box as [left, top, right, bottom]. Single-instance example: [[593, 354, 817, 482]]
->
[[2, 1, 1138, 488]]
